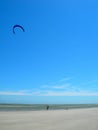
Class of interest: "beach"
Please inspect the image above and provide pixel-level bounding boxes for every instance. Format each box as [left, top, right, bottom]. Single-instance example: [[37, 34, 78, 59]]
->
[[0, 108, 98, 130]]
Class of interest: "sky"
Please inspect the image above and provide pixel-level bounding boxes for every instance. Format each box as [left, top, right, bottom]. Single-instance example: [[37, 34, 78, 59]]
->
[[0, 0, 98, 104]]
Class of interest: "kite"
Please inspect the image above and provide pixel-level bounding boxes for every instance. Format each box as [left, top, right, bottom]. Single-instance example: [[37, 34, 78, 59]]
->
[[13, 24, 25, 34]]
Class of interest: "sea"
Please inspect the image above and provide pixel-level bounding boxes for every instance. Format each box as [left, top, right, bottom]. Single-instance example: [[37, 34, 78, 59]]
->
[[0, 104, 98, 111]]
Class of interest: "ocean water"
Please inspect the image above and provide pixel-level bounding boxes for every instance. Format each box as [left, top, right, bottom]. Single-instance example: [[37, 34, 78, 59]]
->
[[0, 104, 98, 111]]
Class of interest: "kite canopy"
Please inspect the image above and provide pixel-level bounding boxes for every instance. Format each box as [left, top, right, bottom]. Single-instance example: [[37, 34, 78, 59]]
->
[[13, 24, 25, 34]]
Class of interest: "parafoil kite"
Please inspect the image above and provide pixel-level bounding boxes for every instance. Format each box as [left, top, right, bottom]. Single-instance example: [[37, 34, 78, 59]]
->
[[13, 24, 25, 34]]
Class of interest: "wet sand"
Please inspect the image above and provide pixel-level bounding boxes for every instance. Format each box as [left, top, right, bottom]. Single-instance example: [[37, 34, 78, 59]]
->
[[0, 108, 98, 130]]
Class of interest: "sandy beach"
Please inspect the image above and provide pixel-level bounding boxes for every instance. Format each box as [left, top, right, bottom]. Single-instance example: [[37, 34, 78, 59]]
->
[[0, 108, 98, 130]]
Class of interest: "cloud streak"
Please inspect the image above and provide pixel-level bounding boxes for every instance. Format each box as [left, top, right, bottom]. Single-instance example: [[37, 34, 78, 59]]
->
[[36, 91, 98, 96], [0, 90, 98, 96], [59, 77, 72, 82], [0, 78, 98, 97], [0, 91, 32, 96], [42, 83, 71, 89]]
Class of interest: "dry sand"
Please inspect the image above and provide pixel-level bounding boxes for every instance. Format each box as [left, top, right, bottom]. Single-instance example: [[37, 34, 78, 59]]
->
[[0, 108, 98, 130]]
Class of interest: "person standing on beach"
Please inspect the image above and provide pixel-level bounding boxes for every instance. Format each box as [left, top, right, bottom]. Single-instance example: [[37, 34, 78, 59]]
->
[[46, 105, 49, 110]]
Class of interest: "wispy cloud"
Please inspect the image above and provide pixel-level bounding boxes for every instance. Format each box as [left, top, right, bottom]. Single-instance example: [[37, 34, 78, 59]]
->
[[0, 89, 98, 96], [0, 91, 32, 96], [36, 91, 98, 96], [0, 78, 98, 97], [42, 83, 71, 89], [59, 77, 72, 82]]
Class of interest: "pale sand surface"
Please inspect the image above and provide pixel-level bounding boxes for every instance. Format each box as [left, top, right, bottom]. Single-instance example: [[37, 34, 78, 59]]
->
[[0, 108, 98, 130]]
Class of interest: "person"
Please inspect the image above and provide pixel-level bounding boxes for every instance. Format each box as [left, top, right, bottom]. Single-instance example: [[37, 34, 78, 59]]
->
[[46, 105, 49, 110]]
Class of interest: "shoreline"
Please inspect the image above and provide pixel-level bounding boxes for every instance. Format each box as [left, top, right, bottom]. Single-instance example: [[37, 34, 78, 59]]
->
[[0, 106, 98, 112], [0, 103, 98, 111]]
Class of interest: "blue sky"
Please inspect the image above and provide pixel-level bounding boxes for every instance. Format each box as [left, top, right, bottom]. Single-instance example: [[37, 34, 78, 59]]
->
[[0, 0, 98, 104]]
